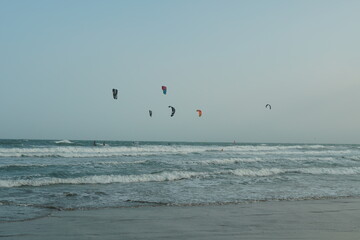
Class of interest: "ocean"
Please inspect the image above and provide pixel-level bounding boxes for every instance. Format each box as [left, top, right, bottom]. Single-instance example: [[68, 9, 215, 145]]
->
[[1, 139, 360, 222]]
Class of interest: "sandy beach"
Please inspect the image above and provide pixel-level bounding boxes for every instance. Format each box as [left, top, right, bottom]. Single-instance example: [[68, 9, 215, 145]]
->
[[1, 198, 360, 240]]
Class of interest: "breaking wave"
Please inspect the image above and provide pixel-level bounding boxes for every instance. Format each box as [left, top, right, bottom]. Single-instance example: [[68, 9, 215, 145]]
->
[[0, 143, 355, 159], [0, 160, 148, 170], [0, 171, 209, 188], [55, 140, 74, 144], [0, 146, 212, 158], [2, 166, 360, 188]]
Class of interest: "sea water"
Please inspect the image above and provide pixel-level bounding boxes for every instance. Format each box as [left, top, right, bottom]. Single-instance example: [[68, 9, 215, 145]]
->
[[1, 139, 360, 222]]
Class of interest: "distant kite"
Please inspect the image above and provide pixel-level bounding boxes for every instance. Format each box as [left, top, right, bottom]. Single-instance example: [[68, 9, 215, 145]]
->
[[265, 104, 271, 110], [112, 89, 118, 99], [149, 110, 152, 117], [162, 86, 167, 95], [168, 106, 175, 117], [196, 109, 202, 117]]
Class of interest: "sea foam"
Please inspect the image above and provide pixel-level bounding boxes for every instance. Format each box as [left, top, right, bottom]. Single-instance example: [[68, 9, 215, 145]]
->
[[0, 171, 209, 188]]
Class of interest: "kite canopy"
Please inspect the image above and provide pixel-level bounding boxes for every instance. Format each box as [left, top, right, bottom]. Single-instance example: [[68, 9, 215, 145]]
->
[[265, 104, 271, 110], [112, 89, 118, 99], [162, 86, 167, 95], [149, 110, 152, 117], [196, 109, 202, 117], [168, 106, 175, 117]]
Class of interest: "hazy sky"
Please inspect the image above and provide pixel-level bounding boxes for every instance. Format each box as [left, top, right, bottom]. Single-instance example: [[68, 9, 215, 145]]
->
[[1, 0, 360, 143]]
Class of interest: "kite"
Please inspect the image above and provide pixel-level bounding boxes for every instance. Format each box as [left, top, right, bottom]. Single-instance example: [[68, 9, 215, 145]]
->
[[162, 86, 167, 95], [113, 88, 118, 99], [168, 106, 175, 117]]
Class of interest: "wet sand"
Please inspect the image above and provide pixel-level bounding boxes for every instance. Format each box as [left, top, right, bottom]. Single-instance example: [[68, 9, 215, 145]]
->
[[1, 198, 360, 239]]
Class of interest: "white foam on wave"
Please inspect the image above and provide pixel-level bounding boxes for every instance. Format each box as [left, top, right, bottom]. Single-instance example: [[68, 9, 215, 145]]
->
[[228, 167, 360, 177], [1, 166, 360, 188], [229, 168, 285, 177], [298, 167, 360, 175], [224, 144, 353, 156], [197, 156, 343, 166], [0, 160, 147, 169], [0, 171, 209, 188], [55, 140, 73, 144], [0, 143, 356, 158], [0, 145, 213, 158], [225, 144, 327, 151], [285, 156, 339, 163]]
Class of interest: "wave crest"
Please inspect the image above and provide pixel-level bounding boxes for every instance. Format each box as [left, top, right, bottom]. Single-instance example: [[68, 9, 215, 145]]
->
[[0, 171, 208, 188]]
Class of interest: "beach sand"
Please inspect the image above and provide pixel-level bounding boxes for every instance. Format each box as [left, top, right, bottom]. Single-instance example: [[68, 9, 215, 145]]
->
[[1, 198, 360, 240]]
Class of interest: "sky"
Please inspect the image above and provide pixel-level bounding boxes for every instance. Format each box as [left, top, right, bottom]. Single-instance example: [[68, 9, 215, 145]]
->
[[1, 0, 360, 143]]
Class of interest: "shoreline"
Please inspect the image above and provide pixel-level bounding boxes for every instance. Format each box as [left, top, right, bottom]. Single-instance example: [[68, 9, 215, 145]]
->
[[2, 198, 360, 239]]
